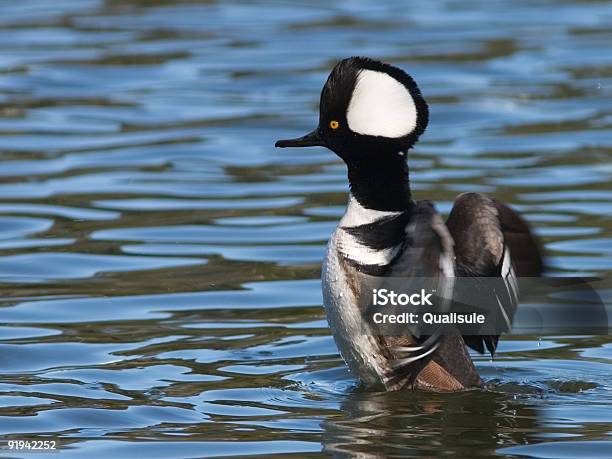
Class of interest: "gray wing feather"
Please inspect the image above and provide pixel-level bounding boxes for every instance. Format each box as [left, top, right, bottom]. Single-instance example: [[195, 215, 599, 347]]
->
[[446, 192, 544, 355]]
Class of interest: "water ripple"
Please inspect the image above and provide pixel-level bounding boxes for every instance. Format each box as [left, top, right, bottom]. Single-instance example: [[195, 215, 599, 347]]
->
[[0, 0, 610, 457]]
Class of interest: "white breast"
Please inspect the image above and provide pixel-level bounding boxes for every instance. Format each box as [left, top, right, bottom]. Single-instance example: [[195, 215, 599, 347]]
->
[[322, 234, 390, 387], [321, 195, 400, 387]]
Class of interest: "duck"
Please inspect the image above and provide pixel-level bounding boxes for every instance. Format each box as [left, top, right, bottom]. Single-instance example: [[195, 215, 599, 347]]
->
[[275, 57, 543, 391]]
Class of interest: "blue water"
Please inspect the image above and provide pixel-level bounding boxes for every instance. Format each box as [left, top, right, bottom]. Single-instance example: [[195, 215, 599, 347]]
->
[[0, 0, 610, 457]]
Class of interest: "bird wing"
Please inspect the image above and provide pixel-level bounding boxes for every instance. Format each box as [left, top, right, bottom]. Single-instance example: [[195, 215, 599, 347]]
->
[[445, 192, 544, 355], [382, 200, 482, 390]]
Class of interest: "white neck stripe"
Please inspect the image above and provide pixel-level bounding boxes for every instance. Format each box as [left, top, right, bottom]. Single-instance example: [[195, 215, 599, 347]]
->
[[340, 194, 402, 227]]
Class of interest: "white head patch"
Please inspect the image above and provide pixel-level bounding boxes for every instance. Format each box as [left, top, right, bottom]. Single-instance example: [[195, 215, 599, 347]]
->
[[346, 69, 418, 138]]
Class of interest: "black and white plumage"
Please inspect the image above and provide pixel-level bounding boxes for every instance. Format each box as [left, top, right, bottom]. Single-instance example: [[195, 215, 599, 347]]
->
[[276, 57, 543, 391]]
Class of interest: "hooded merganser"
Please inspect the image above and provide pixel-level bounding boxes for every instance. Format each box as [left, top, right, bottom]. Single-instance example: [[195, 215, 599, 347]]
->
[[276, 57, 543, 391]]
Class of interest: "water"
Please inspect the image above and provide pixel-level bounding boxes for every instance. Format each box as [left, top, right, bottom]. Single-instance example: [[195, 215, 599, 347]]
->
[[0, 0, 610, 457]]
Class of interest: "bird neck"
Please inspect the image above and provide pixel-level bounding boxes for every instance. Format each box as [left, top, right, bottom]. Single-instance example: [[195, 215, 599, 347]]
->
[[346, 153, 413, 212]]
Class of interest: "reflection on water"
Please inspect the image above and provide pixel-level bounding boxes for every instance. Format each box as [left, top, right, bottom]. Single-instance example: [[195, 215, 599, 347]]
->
[[0, 0, 610, 457]]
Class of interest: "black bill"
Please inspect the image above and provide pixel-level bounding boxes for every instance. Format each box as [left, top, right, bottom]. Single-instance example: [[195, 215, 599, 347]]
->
[[275, 129, 324, 148]]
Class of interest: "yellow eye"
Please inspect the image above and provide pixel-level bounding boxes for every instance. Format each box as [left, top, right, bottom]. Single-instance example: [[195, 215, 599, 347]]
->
[[329, 120, 339, 130]]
